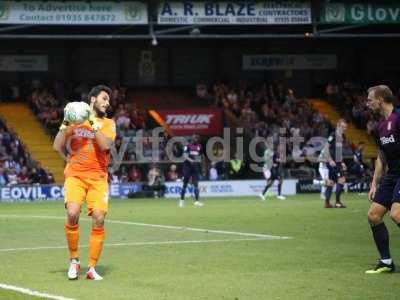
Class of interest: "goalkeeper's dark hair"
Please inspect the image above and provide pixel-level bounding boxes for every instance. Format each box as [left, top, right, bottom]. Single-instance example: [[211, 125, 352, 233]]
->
[[87, 85, 112, 102]]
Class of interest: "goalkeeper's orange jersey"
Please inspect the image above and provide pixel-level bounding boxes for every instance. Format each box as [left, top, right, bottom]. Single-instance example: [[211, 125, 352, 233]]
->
[[64, 117, 116, 180]]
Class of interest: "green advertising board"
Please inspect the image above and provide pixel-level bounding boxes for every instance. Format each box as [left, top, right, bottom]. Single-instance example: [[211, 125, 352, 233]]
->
[[322, 2, 400, 24]]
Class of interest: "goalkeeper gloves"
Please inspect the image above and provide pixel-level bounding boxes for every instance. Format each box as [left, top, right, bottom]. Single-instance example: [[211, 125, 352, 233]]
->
[[59, 120, 70, 132], [88, 113, 101, 132]]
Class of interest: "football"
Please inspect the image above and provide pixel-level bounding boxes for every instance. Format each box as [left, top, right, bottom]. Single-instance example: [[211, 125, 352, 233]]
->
[[63, 101, 91, 124]]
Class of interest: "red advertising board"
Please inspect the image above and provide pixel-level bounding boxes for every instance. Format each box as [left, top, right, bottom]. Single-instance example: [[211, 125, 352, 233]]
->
[[150, 109, 223, 136]]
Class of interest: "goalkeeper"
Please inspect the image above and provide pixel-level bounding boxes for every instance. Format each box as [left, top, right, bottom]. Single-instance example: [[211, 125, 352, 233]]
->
[[53, 85, 116, 280]]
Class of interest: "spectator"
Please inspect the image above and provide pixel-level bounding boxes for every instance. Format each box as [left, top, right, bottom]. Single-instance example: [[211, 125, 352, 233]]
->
[[3, 159, 16, 170], [231, 102, 241, 118], [17, 166, 29, 185], [110, 172, 120, 184], [118, 166, 129, 183], [130, 107, 146, 130], [227, 88, 238, 103], [115, 104, 131, 131], [165, 164, 179, 182], [367, 118, 378, 135], [0, 167, 7, 185], [283, 88, 297, 109], [36, 163, 49, 184], [196, 82, 212, 103], [29, 168, 41, 184], [209, 162, 218, 180], [6, 168, 18, 185], [229, 153, 243, 179], [215, 160, 228, 180], [128, 165, 142, 182], [46, 169, 55, 184], [0, 140, 6, 156], [147, 164, 165, 197]]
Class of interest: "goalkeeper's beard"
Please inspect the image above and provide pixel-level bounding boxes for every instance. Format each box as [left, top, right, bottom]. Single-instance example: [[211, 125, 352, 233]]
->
[[93, 107, 106, 118]]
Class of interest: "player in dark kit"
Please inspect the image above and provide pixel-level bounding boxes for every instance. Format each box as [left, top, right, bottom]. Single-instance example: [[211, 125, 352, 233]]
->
[[365, 85, 400, 274], [353, 142, 367, 195], [323, 119, 348, 208], [180, 134, 204, 207], [259, 146, 286, 200]]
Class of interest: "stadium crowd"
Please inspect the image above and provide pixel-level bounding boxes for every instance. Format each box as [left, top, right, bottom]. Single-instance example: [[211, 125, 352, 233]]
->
[[213, 81, 333, 139], [326, 81, 400, 135], [212, 81, 355, 161], [0, 116, 54, 186]]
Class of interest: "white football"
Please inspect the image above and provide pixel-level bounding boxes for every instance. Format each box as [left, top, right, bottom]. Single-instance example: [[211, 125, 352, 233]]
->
[[64, 101, 91, 124]]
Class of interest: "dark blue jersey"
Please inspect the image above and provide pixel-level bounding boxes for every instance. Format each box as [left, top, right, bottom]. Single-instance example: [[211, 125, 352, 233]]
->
[[354, 150, 363, 165], [376, 109, 400, 175], [184, 143, 202, 163], [327, 131, 345, 163], [272, 153, 280, 168]]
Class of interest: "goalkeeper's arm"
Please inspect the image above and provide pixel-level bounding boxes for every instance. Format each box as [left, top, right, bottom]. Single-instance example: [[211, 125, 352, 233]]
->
[[53, 114, 71, 158], [53, 127, 67, 158], [94, 130, 113, 152], [88, 114, 113, 152]]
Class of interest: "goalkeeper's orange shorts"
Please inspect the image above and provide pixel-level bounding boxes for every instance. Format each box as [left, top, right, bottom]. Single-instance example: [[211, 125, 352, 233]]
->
[[64, 176, 109, 216]]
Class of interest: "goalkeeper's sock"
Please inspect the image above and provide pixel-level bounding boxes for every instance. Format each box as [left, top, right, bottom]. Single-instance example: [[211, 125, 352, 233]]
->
[[88, 227, 105, 267], [65, 223, 79, 259]]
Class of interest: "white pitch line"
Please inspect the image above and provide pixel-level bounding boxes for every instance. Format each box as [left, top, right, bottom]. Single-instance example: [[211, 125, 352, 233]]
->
[[0, 238, 268, 253], [0, 245, 66, 252], [0, 283, 76, 300], [0, 214, 292, 239], [105, 219, 291, 239]]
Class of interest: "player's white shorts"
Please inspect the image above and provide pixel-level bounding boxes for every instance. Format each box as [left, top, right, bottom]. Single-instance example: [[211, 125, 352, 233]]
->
[[263, 168, 271, 180], [319, 166, 329, 181]]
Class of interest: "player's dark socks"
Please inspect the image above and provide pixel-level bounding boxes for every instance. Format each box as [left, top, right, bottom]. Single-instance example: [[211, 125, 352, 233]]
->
[[371, 222, 391, 260], [336, 183, 343, 203], [194, 187, 199, 201], [278, 182, 282, 196], [262, 186, 268, 195], [180, 182, 188, 200], [325, 186, 333, 202], [358, 181, 364, 193], [262, 182, 272, 195]]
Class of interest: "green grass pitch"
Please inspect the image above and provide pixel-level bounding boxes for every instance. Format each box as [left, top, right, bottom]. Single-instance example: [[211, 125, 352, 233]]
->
[[0, 194, 399, 300]]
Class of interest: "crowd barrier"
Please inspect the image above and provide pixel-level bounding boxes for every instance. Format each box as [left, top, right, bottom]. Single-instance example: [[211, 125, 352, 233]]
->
[[0, 180, 298, 202], [0, 183, 142, 202], [164, 180, 298, 198], [296, 179, 369, 193]]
